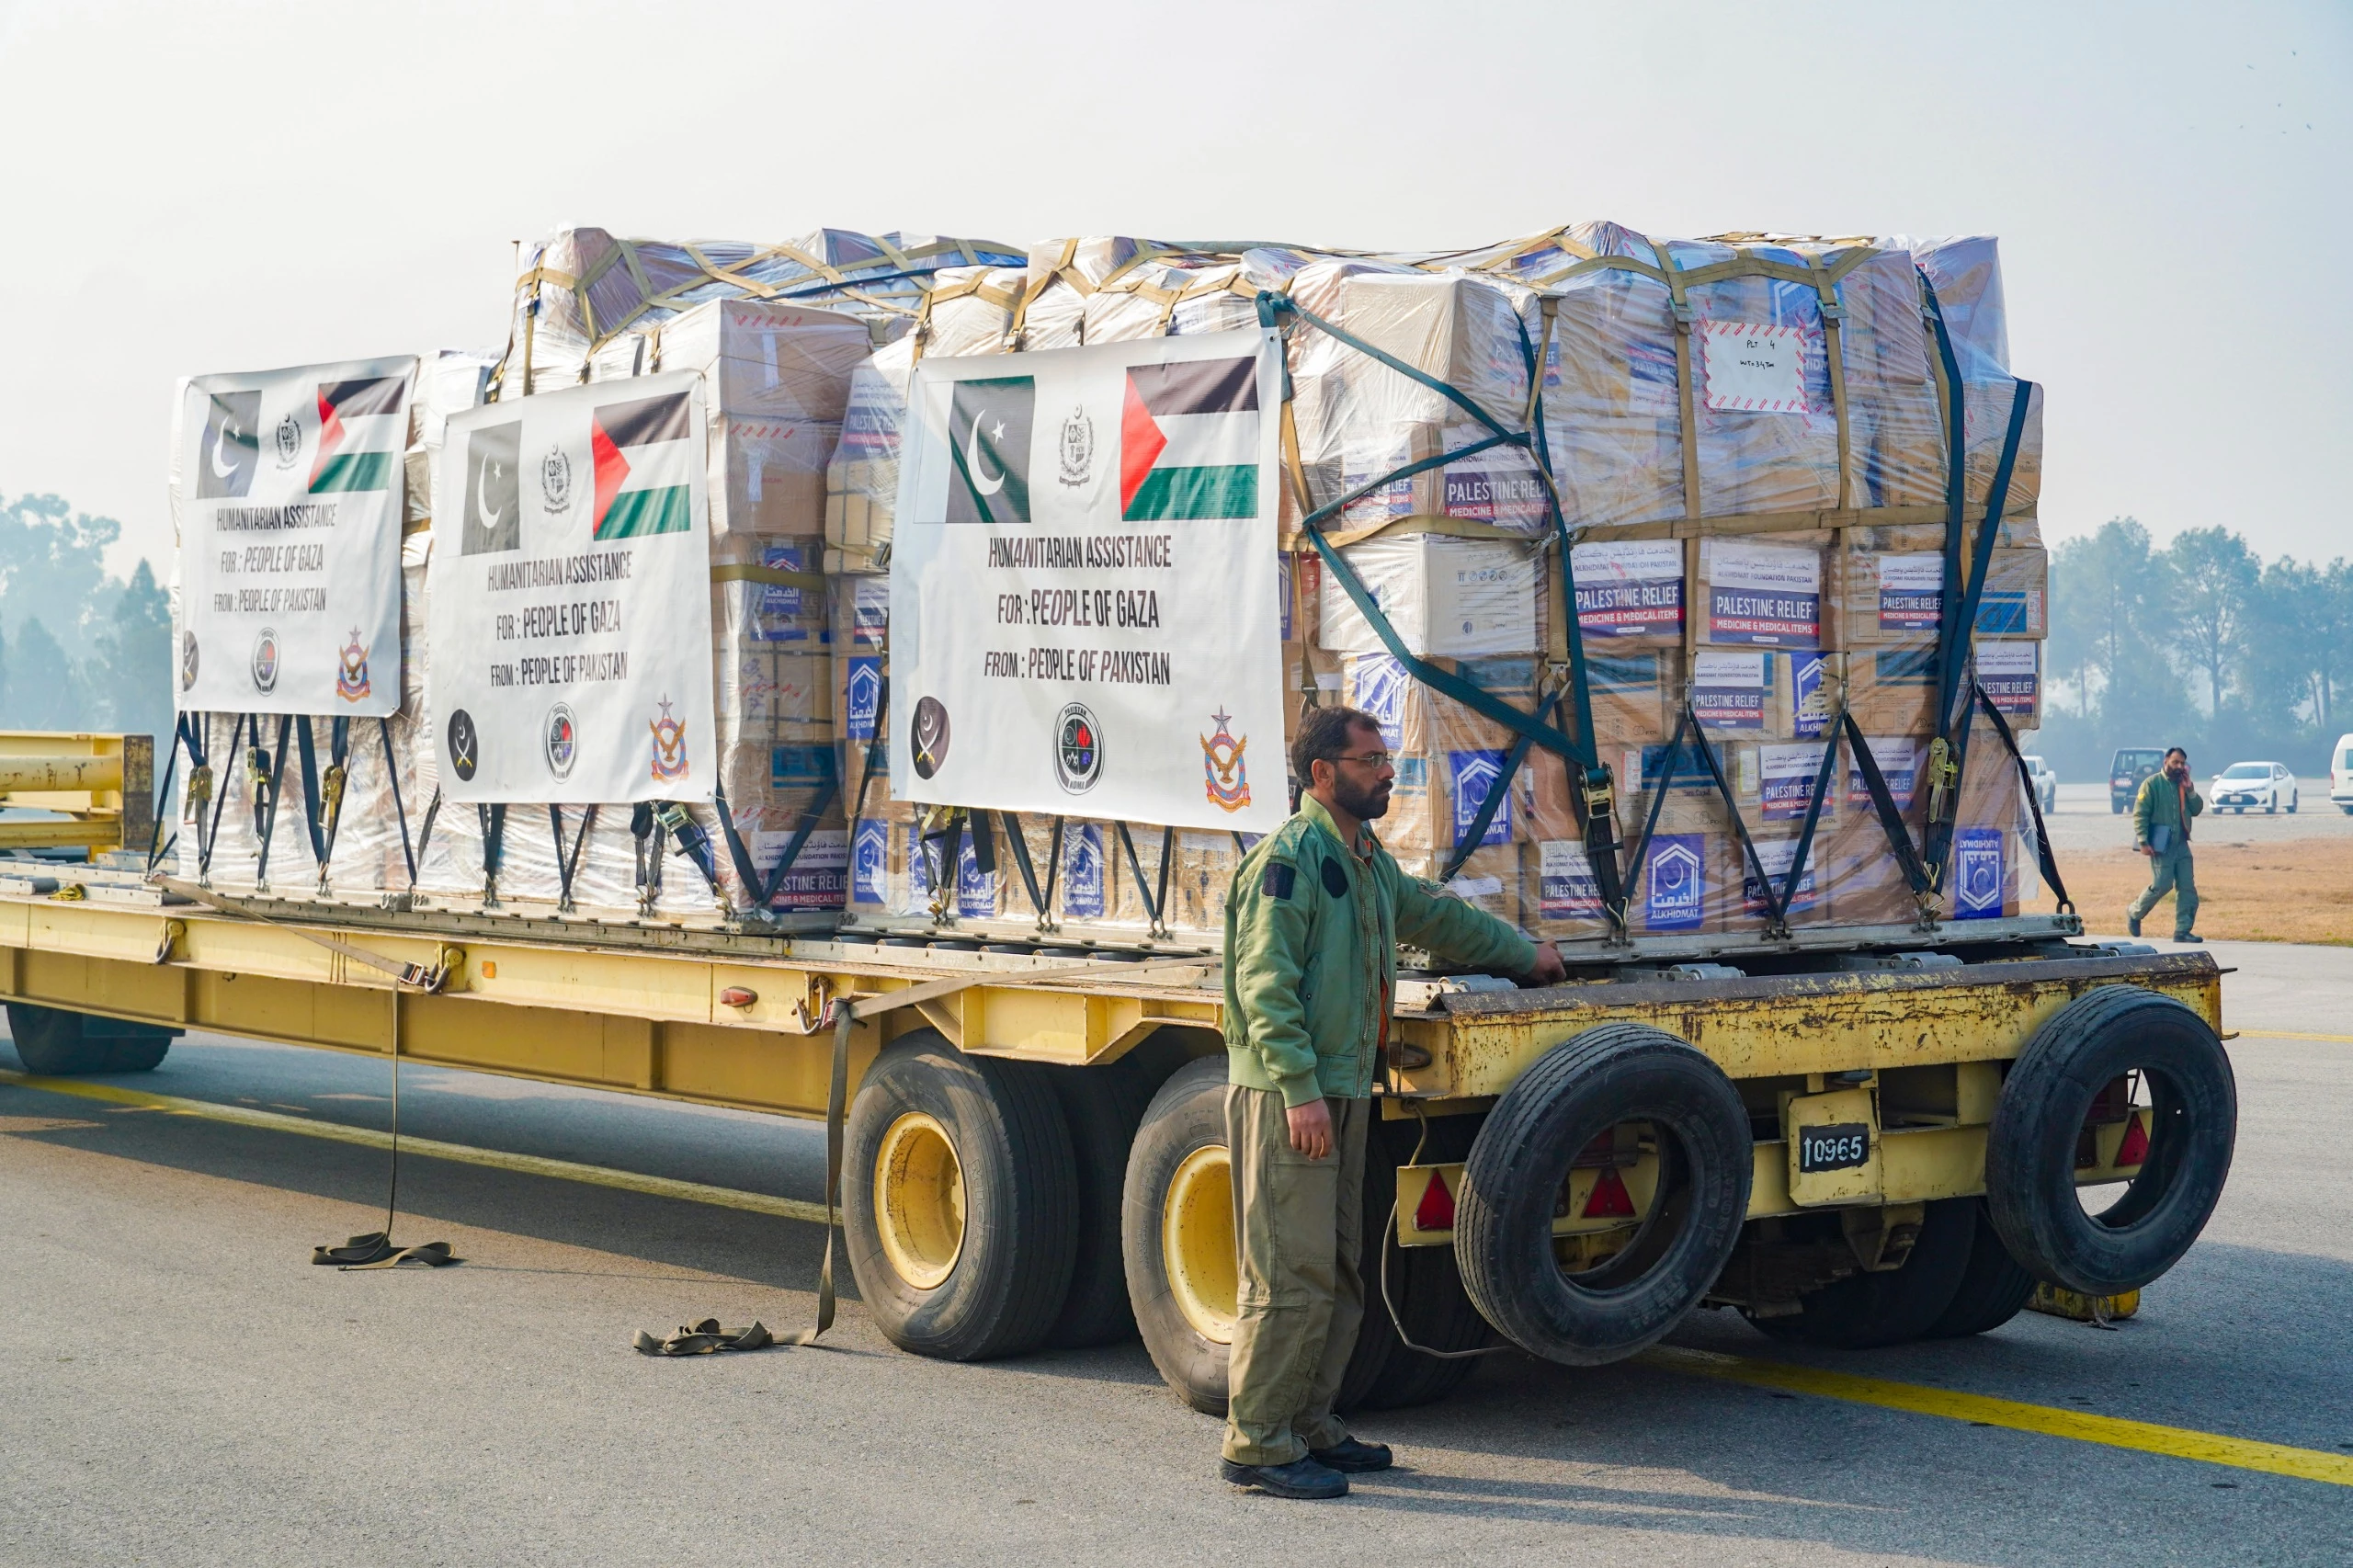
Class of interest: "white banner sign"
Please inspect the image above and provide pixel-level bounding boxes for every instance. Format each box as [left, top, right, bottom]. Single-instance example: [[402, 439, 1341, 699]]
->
[[890, 328, 1287, 833], [428, 372, 717, 802], [173, 357, 414, 716]]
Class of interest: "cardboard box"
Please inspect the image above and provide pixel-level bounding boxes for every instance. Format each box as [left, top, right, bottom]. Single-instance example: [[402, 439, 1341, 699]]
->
[[1846, 646, 1938, 733], [1974, 639, 2041, 726], [1837, 544, 2048, 644], [1319, 534, 1543, 658], [1522, 837, 1615, 941], [1569, 539, 1685, 647]]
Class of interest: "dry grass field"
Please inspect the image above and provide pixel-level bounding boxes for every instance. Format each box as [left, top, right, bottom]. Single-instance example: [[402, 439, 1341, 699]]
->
[[2029, 836, 2353, 944]]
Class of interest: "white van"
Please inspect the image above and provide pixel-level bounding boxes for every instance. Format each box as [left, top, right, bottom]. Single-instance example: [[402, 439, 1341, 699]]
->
[[2335, 733, 2353, 815]]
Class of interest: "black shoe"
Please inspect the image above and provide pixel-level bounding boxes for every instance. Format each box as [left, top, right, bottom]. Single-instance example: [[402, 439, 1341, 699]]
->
[[2175, 932, 2202, 944], [1221, 1457, 1348, 1499], [1309, 1437, 1393, 1473], [2127, 911, 2142, 937]]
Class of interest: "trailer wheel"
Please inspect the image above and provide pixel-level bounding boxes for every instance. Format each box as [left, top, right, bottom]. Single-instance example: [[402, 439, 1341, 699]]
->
[[1925, 1200, 2037, 1337], [1454, 1023, 1752, 1366], [1747, 1199, 1976, 1348], [1985, 987, 2235, 1295], [1336, 1110, 1489, 1414], [1041, 1056, 1157, 1347], [843, 1030, 1078, 1361], [1120, 1056, 1233, 1415], [5, 1004, 172, 1074]]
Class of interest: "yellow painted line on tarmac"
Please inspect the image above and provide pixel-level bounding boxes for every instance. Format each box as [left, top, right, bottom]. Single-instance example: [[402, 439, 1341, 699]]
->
[[0, 1068, 830, 1225], [2234, 1029, 2353, 1044], [1640, 1345, 2353, 1488]]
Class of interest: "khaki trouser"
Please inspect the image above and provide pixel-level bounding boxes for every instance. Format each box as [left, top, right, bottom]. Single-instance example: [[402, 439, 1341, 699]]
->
[[2128, 845, 2200, 937], [1221, 1085, 1370, 1467]]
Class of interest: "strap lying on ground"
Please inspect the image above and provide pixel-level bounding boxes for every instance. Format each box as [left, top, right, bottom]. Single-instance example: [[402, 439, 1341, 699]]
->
[[312, 1233, 460, 1270], [634, 1318, 776, 1356], [636, 951, 1215, 1357]]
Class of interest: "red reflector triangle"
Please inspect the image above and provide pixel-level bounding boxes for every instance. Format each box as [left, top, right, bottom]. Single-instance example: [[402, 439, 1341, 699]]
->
[[1413, 1169, 1456, 1233], [1584, 1165, 1637, 1219], [2115, 1110, 2150, 1169]]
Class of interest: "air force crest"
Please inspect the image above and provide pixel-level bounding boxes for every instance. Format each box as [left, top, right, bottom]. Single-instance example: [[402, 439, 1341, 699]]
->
[[1201, 709, 1250, 813], [335, 628, 371, 702], [649, 696, 690, 782]]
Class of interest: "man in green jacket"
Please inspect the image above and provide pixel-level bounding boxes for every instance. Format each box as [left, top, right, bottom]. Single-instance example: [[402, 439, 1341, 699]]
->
[[1218, 705, 1565, 1500], [2128, 745, 2203, 943]]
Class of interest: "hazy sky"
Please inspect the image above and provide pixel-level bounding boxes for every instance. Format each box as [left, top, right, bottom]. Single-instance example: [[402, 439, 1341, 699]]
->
[[0, 0, 2341, 579]]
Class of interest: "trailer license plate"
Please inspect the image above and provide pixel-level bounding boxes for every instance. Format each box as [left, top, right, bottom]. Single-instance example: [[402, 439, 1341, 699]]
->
[[1797, 1122, 1870, 1174]]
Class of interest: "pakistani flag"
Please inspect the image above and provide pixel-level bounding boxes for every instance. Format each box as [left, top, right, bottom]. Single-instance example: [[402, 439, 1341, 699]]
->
[[1120, 357, 1259, 521], [945, 377, 1033, 525], [592, 391, 694, 540], [309, 377, 407, 494]]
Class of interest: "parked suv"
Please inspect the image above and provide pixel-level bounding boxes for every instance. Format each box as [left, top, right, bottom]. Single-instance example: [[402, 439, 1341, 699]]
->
[[2109, 746, 2165, 813], [2021, 755, 2058, 812], [2333, 733, 2353, 815], [2211, 760, 2296, 814]]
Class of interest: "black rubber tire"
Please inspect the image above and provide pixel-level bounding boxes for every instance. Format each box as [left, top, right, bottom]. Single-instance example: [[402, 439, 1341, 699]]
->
[[1120, 1055, 1233, 1415], [5, 1004, 170, 1074], [842, 1030, 1078, 1361], [1984, 986, 2236, 1295], [1336, 1111, 1489, 1414], [1749, 1199, 1976, 1348], [1454, 1023, 1753, 1366], [1924, 1200, 2038, 1337], [1041, 1056, 1157, 1347]]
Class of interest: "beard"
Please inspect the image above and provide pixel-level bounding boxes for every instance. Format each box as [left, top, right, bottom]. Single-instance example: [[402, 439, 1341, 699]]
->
[[1333, 773, 1392, 821]]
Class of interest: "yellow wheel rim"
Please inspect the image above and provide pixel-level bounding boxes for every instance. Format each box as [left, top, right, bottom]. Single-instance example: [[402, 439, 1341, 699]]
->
[[873, 1111, 965, 1290], [1162, 1143, 1237, 1345]]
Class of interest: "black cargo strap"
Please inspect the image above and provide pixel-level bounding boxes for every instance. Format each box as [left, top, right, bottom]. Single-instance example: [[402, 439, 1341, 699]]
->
[[1620, 704, 1696, 897], [549, 804, 597, 915], [999, 811, 1050, 923], [250, 716, 294, 891], [631, 801, 665, 911], [1934, 377, 2036, 739], [710, 786, 767, 913], [199, 715, 243, 882], [1842, 711, 1936, 903], [301, 971, 456, 1271], [298, 716, 354, 892], [1761, 717, 1849, 933], [754, 778, 842, 914], [478, 802, 507, 904], [1682, 702, 1791, 936], [656, 802, 722, 898], [1971, 681, 2075, 915], [634, 1318, 778, 1355], [414, 787, 445, 881], [1043, 816, 1067, 915], [378, 718, 418, 889], [1115, 820, 1175, 937], [148, 713, 197, 874]]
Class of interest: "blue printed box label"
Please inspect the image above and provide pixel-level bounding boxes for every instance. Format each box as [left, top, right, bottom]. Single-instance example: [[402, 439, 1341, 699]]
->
[[1707, 540, 1820, 647], [1742, 836, 1818, 916], [1847, 736, 1920, 809], [1063, 824, 1106, 918], [1644, 834, 1707, 931], [845, 655, 882, 740], [957, 839, 994, 918], [1449, 750, 1512, 847], [852, 818, 890, 905], [1571, 540, 1684, 637], [1759, 743, 1833, 822], [1790, 653, 1831, 738], [1954, 827, 2005, 919]]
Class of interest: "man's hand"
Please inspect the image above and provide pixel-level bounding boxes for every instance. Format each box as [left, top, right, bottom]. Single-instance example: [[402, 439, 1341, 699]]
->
[[2139, 844, 2156, 858], [1528, 942, 1567, 985], [1287, 1097, 1335, 1160]]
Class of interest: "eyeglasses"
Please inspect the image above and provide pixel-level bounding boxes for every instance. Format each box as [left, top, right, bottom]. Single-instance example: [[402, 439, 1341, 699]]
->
[[1333, 751, 1394, 769]]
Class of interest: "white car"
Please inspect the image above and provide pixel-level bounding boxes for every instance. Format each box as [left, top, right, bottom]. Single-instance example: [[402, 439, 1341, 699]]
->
[[2334, 733, 2353, 815], [2210, 760, 2297, 814], [2021, 755, 2057, 812]]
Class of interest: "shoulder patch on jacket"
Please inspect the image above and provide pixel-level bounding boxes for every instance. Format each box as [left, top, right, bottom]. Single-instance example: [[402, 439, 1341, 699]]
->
[[1320, 857, 1349, 898], [1261, 862, 1296, 901]]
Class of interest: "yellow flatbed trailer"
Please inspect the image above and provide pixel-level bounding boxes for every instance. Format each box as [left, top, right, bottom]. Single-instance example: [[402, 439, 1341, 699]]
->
[[0, 841, 2234, 1412]]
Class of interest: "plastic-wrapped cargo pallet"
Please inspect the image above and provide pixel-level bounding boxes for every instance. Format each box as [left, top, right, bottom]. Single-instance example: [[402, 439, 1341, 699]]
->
[[828, 224, 2051, 949], [178, 228, 1019, 922]]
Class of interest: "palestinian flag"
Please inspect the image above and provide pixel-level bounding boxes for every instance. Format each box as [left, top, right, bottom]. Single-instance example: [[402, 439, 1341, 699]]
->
[[308, 377, 406, 494], [592, 391, 694, 540], [1120, 356, 1260, 521]]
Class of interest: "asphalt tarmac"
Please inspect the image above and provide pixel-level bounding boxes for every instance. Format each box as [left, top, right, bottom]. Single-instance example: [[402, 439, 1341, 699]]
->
[[2040, 780, 2353, 853], [3, 942, 2348, 1565]]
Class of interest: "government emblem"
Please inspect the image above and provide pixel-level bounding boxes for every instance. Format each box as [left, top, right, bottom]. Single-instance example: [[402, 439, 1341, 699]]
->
[[1201, 709, 1250, 812]]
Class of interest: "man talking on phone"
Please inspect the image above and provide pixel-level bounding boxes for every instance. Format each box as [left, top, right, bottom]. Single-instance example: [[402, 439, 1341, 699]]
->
[[2128, 744, 2203, 943]]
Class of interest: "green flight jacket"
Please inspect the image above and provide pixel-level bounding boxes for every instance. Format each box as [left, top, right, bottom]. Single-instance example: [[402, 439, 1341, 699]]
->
[[2132, 771, 2204, 850], [1223, 794, 1540, 1107]]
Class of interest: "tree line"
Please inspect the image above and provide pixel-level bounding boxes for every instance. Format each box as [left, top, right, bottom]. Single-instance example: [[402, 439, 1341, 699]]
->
[[0, 494, 173, 749], [2043, 517, 2353, 777]]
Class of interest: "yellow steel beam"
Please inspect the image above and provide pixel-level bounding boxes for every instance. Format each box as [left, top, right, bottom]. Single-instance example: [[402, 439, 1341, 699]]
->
[[0, 755, 124, 793]]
